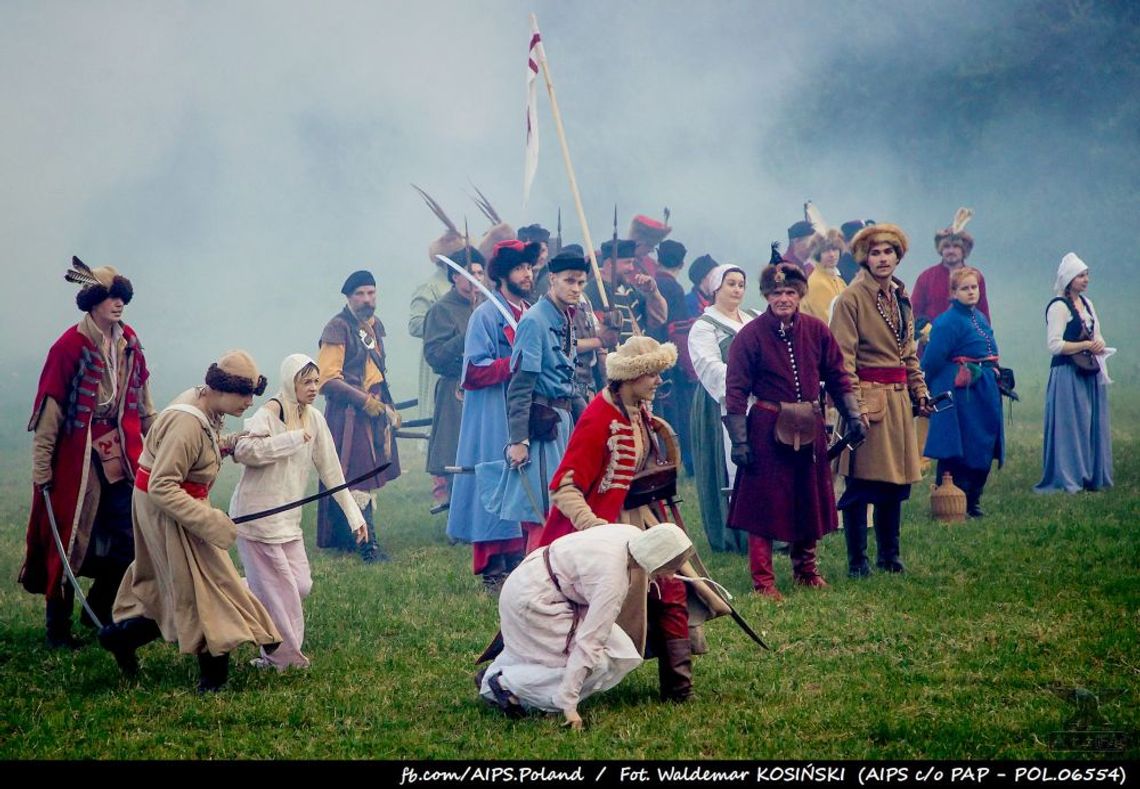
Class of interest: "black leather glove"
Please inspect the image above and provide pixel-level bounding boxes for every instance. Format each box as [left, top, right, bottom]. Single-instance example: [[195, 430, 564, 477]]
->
[[722, 413, 753, 468], [836, 393, 869, 446]]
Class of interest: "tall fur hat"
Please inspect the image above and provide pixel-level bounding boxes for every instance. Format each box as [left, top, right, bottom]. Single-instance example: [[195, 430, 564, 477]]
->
[[849, 223, 909, 265], [934, 207, 975, 258], [628, 214, 671, 248], [760, 263, 809, 297], [488, 240, 541, 284], [205, 349, 267, 396], [605, 336, 678, 382], [428, 229, 467, 265], [66, 256, 134, 312], [478, 222, 517, 261]]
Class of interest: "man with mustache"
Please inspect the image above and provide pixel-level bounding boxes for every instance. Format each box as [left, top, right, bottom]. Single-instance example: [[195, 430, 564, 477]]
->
[[21, 259, 156, 649], [447, 240, 540, 592], [315, 270, 402, 563]]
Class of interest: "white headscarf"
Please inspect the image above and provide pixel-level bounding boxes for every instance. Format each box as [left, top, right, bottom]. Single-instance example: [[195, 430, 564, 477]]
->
[[702, 264, 745, 298], [276, 353, 318, 432], [1054, 252, 1088, 296], [628, 523, 693, 574]]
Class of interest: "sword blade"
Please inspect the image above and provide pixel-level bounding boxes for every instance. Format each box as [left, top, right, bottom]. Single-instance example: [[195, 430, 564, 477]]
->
[[232, 462, 391, 524], [437, 255, 519, 330], [41, 489, 103, 629]]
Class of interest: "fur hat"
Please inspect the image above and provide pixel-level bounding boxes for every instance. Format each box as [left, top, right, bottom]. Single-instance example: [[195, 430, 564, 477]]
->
[[428, 229, 467, 265], [478, 222, 516, 261], [205, 350, 267, 396], [628, 214, 671, 248], [341, 270, 375, 295], [65, 257, 134, 312], [688, 254, 718, 287], [760, 263, 808, 297], [516, 224, 551, 244], [849, 223, 909, 265], [809, 229, 846, 261], [488, 240, 541, 284], [605, 336, 678, 382], [657, 239, 687, 269], [628, 523, 693, 574], [600, 238, 637, 261], [934, 207, 975, 258], [547, 249, 589, 274]]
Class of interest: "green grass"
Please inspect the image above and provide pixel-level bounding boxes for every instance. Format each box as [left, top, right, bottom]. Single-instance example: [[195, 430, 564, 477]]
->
[[0, 394, 1136, 759]]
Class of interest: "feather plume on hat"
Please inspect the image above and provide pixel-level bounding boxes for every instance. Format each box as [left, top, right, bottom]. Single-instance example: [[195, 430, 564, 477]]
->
[[934, 207, 975, 257]]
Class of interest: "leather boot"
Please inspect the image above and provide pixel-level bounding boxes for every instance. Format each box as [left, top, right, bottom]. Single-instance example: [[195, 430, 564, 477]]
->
[[98, 616, 161, 676], [873, 502, 905, 573], [791, 541, 828, 587], [843, 506, 871, 577], [358, 515, 389, 564], [658, 638, 694, 703], [748, 535, 783, 600], [197, 652, 230, 693], [45, 590, 85, 649]]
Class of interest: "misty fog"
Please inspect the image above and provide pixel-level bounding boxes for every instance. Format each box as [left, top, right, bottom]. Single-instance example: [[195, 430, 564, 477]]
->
[[3, 0, 1136, 432]]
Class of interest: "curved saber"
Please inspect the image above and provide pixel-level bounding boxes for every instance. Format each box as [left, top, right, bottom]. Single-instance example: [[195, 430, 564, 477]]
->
[[233, 462, 390, 524], [41, 488, 103, 629], [436, 255, 518, 330]]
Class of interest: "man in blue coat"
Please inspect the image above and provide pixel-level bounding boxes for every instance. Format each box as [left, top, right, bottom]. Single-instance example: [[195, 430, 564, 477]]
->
[[446, 240, 539, 591]]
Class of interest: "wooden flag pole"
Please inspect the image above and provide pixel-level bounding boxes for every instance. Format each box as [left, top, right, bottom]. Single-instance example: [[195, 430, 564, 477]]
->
[[530, 13, 608, 308]]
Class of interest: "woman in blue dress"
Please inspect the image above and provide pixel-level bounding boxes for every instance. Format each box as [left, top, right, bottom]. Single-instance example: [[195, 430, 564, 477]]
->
[[1035, 253, 1113, 494], [922, 266, 1004, 517]]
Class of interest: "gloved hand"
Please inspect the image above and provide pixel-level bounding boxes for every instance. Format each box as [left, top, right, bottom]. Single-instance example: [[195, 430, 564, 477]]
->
[[836, 393, 869, 446], [722, 413, 752, 468], [362, 396, 385, 417]]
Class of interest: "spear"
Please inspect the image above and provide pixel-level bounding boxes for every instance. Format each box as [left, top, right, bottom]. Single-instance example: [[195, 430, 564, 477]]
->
[[529, 14, 608, 308]]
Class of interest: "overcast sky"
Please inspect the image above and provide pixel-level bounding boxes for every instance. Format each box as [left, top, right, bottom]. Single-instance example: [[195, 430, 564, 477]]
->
[[2, 0, 1135, 417]]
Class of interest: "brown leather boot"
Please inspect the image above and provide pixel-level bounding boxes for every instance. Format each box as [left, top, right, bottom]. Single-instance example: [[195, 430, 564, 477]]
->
[[791, 540, 829, 587], [658, 638, 694, 703]]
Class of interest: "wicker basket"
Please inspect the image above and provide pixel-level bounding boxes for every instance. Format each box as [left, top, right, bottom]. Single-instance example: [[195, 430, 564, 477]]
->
[[930, 472, 966, 522]]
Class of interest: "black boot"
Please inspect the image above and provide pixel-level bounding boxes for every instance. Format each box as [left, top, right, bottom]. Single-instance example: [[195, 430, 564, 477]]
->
[[197, 652, 230, 693], [873, 502, 905, 573], [658, 638, 694, 703], [98, 616, 161, 676], [45, 589, 86, 649], [358, 515, 389, 564], [843, 506, 871, 578], [966, 468, 987, 518]]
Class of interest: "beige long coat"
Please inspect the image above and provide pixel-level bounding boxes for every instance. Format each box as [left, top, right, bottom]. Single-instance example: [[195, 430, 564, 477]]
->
[[113, 390, 280, 656], [829, 273, 929, 485]]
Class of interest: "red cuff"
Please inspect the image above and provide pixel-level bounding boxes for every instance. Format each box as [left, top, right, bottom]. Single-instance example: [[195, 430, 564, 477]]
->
[[463, 357, 511, 390]]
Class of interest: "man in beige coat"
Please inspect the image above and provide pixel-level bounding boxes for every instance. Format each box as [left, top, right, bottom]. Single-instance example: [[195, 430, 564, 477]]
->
[[99, 351, 281, 692], [829, 225, 931, 577]]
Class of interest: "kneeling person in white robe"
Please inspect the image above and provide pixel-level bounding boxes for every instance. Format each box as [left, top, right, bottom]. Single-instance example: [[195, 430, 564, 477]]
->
[[479, 523, 693, 729]]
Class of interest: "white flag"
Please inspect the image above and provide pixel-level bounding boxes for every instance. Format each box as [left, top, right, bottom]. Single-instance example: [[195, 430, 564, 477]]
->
[[524, 18, 544, 206]]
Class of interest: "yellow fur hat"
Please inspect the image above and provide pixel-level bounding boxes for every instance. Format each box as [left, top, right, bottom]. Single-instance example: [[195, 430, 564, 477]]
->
[[605, 336, 678, 382], [849, 223, 909, 265]]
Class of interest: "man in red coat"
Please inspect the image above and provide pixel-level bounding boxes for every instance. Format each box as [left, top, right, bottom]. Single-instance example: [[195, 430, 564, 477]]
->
[[909, 209, 990, 357], [723, 264, 864, 600], [22, 259, 155, 647]]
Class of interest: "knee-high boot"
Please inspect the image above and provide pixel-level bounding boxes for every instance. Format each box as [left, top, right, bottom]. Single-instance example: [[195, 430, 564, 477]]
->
[[658, 638, 694, 703], [873, 502, 905, 573], [843, 506, 870, 577], [748, 535, 782, 600]]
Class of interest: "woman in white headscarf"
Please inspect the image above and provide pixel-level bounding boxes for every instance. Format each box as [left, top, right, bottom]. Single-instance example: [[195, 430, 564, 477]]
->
[[687, 265, 754, 553], [478, 522, 693, 730], [1034, 254, 1113, 493], [230, 354, 367, 668]]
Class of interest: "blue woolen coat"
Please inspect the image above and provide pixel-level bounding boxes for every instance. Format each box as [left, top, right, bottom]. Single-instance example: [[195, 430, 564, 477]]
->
[[921, 301, 1005, 470]]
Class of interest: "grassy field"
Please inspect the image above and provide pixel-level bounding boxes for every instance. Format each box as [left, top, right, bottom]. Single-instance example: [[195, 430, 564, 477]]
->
[[0, 393, 1136, 760]]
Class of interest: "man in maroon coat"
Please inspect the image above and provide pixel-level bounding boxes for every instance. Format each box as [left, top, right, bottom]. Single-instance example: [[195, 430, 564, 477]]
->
[[723, 263, 865, 600], [910, 210, 990, 357]]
